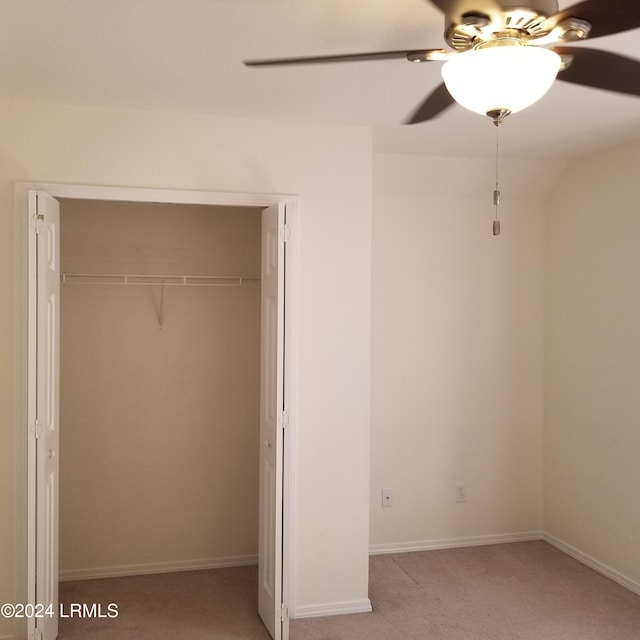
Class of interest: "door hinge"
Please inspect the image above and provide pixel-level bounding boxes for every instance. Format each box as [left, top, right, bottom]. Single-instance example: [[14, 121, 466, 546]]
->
[[280, 224, 291, 243], [279, 411, 289, 430], [30, 629, 44, 640], [33, 193, 45, 233], [31, 419, 43, 439], [280, 604, 289, 621], [33, 213, 45, 234]]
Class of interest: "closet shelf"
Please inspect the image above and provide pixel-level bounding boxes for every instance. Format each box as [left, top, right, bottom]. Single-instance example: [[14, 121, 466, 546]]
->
[[61, 273, 260, 287]]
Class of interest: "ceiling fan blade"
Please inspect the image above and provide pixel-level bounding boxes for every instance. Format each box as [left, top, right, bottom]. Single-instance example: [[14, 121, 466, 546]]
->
[[554, 47, 640, 97], [542, 0, 640, 40], [426, 0, 504, 23], [244, 49, 448, 67], [405, 83, 456, 124]]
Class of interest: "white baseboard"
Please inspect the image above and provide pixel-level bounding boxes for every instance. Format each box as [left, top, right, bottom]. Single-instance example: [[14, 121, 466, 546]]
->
[[294, 599, 372, 619], [369, 531, 542, 556], [0, 634, 14, 640], [59, 554, 258, 582], [542, 532, 640, 596], [368, 531, 640, 597]]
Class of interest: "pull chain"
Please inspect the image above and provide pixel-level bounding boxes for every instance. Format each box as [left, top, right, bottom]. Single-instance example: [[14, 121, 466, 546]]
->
[[493, 120, 501, 236], [487, 108, 509, 236]]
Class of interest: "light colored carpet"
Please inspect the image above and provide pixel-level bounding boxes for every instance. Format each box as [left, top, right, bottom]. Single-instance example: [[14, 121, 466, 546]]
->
[[59, 564, 270, 639], [292, 541, 640, 640], [59, 541, 640, 639]]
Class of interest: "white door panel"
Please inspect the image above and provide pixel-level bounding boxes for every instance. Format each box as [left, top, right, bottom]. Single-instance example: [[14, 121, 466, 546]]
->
[[31, 190, 60, 640], [258, 203, 286, 640]]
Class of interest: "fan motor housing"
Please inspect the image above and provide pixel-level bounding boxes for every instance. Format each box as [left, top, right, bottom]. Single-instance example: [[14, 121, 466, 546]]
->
[[444, 0, 560, 50]]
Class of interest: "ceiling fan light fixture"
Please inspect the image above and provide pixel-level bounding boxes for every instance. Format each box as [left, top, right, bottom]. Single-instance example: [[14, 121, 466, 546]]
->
[[441, 44, 562, 116]]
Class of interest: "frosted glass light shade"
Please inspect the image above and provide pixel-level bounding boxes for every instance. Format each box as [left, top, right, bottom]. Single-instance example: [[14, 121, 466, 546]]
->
[[441, 45, 561, 116]]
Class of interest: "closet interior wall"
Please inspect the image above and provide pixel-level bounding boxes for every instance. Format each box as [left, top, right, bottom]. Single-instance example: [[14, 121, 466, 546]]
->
[[58, 199, 262, 578]]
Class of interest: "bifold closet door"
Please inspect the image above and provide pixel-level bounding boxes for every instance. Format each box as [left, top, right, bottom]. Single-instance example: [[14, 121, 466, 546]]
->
[[29, 190, 61, 640], [258, 203, 287, 640]]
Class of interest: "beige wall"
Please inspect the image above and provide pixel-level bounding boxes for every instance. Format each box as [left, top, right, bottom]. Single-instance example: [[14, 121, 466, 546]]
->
[[545, 137, 640, 586], [59, 201, 261, 575], [2, 100, 372, 637], [4, 92, 639, 640], [370, 152, 552, 548]]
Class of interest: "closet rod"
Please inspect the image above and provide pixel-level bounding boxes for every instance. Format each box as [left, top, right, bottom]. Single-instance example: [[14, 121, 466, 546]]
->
[[61, 273, 260, 287]]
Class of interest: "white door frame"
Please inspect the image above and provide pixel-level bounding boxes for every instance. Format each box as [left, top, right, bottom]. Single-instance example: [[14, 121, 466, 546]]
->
[[15, 182, 297, 640]]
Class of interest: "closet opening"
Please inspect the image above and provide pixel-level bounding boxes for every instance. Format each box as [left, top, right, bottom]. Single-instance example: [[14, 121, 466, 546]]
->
[[59, 199, 265, 635], [21, 184, 295, 640]]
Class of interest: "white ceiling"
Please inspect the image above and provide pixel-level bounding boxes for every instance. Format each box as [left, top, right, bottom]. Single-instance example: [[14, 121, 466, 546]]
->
[[1, 0, 638, 159]]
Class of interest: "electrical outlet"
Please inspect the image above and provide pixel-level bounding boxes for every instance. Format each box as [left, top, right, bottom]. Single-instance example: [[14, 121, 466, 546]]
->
[[382, 488, 393, 508], [455, 484, 467, 503]]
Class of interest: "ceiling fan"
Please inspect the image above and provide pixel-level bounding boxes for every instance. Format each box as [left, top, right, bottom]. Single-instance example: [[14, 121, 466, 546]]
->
[[244, 0, 640, 125]]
